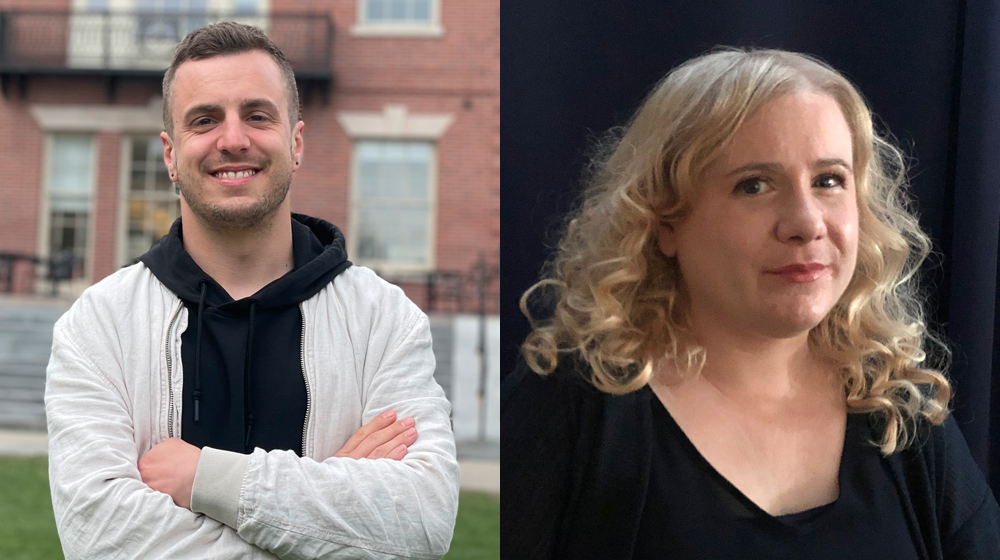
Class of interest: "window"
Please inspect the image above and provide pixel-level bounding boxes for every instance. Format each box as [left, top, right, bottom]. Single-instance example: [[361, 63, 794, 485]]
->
[[353, 0, 442, 37], [46, 134, 95, 279], [365, 0, 432, 24], [352, 141, 435, 270], [122, 137, 180, 265], [136, 0, 208, 41]]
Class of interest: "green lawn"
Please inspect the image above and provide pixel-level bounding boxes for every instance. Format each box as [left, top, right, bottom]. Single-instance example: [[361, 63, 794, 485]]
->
[[0, 456, 499, 559]]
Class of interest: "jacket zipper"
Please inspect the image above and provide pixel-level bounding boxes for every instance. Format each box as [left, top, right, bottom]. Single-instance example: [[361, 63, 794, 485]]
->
[[300, 303, 311, 457], [165, 303, 183, 439]]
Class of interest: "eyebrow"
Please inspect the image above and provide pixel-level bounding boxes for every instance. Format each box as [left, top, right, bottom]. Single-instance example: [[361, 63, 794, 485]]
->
[[725, 158, 854, 176], [182, 98, 281, 124]]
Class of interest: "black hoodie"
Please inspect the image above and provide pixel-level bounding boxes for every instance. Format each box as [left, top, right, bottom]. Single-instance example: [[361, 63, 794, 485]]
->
[[140, 214, 351, 455]]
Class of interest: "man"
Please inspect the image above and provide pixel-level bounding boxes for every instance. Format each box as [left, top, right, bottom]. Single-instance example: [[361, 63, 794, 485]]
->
[[45, 22, 459, 559]]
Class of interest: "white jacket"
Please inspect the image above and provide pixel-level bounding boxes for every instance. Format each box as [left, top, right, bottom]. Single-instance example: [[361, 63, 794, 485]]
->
[[45, 263, 460, 559]]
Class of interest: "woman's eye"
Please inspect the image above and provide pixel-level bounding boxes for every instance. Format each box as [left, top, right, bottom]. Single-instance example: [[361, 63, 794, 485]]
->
[[814, 174, 845, 189], [734, 177, 768, 195]]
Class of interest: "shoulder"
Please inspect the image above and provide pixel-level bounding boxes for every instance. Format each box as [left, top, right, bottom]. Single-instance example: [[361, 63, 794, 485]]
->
[[887, 413, 1000, 551], [307, 265, 428, 358], [57, 263, 173, 335], [316, 265, 420, 321], [502, 355, 649, 454], [502, 355, 603, 419]]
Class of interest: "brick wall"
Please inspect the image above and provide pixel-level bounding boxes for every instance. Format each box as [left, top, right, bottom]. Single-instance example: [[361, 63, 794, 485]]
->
[[0, 0, 500, 311]]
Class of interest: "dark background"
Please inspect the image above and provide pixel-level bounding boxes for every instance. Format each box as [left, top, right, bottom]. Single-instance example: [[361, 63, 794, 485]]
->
[[501, 0, 1000, 495]]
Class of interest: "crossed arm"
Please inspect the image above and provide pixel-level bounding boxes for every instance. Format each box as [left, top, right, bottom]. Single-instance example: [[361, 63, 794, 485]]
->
[[138, 409, 419, 510]]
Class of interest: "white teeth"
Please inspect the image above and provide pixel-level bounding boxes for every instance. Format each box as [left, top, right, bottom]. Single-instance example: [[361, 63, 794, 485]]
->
[[215, 170, 256, 179]]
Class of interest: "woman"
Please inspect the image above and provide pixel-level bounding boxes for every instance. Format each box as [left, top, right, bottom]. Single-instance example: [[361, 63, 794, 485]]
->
[[501, 48, 1000, 559]]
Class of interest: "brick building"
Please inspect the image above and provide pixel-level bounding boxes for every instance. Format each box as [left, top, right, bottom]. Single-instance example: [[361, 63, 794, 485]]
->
[[0, 0, 500, 315]]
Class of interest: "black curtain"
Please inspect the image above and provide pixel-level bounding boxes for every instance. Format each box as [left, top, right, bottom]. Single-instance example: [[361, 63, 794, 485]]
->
[[502, 0, 1000, 495]]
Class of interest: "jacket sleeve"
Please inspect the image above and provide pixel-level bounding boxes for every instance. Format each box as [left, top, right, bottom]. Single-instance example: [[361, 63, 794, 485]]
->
[[935, 416, 1000, 559], [45, 315, 275, 560], [500, 360, 581, 560], [189, 307, 460, 559]]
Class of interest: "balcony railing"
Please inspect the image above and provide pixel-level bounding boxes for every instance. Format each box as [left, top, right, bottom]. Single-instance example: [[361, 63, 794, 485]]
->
[[0, 10, 332, 93]]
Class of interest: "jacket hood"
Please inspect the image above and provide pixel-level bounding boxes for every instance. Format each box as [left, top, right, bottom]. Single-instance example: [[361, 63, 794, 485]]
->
[[140, 213, 351, 310]]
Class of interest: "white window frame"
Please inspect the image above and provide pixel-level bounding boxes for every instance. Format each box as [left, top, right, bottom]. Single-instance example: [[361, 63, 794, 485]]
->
[[351, 0, 444, 38], [339, 105, 454, 274], [116, 136, 182, 268], [31, 99, 168, 287], [37, 133, 99, 296]]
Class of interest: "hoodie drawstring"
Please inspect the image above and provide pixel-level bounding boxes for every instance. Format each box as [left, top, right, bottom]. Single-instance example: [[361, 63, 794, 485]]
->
[[243, 300, 257, 451], [193, 281, 207, 423]]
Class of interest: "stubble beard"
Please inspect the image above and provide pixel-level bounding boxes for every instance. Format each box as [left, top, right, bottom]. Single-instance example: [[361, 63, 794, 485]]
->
[[178, 163, 292, 232]]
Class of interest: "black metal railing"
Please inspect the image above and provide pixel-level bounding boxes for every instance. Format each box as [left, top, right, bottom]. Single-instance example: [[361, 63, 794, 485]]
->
[[0, 250, 78, 296], [378, 253, 500, 315], [0, 10, 333, 77]]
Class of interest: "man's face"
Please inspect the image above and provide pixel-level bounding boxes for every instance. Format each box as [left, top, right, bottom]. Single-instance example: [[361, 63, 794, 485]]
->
[[162, 50, 304, 231]]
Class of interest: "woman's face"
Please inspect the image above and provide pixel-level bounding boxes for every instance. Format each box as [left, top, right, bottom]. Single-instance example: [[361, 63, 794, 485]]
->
[[658, 91, 859, 341]]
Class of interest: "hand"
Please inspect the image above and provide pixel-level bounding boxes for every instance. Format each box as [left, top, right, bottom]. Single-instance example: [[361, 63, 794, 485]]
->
[[138, 438, 202, 510], [335, 409, 418, 460]]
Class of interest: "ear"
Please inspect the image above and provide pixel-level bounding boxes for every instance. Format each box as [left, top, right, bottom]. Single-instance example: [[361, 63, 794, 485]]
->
[[657, 220, 678, 257], [160, 131, 177, 180], [292, 120, 304, 170]]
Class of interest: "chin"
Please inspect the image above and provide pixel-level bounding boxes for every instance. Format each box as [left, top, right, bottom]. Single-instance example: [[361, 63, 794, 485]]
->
[[755, 304, 833, 340]]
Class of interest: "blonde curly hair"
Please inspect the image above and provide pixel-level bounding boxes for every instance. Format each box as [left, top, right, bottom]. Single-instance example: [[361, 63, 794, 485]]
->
[[521, 48, 950, 455]]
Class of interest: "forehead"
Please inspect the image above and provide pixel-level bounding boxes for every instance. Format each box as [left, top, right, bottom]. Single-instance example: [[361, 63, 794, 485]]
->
[[723, 92, 853, 165], [170, 50, 287, 115]]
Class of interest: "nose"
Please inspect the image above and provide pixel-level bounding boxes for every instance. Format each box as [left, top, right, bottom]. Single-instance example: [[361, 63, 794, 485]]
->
[[774, 181, 826, 244], [215, 113, 250, 154]]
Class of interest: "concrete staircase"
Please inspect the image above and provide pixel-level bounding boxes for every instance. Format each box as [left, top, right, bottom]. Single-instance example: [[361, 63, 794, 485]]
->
[[0, 299, 68, 430]]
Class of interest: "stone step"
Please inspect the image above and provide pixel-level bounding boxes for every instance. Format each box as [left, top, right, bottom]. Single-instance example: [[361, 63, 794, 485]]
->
[[0, 363, 48, 378], [0, 388, 45, 402], [0, 375, 46, 391], [0, 304, 68, 322], [0, 338, 53, 364], [0, 411, 47, 431], [0, 399, 45, 415]]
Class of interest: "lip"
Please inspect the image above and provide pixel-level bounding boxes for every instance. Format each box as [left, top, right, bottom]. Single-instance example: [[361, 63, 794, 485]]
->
[[764, 262, 829, 283]]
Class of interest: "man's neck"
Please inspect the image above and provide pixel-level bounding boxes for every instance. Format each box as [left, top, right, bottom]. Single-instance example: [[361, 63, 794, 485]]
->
[[180, 206, 294, 301]]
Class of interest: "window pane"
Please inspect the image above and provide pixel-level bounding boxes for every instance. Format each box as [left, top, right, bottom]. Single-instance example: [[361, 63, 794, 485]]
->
[[413, 0, 431, 21], [123, 136, 181, 265], [50, 135, 95, 199], [49, 211, 88, 275], [353, 140, 433, 267], [357, 206, 428, 264], [367, 0, 385, 20], [132, 138, 147, 165], [235, 0, 257, 15], [389, 0, 407, 20], [48, 135, 94, 272]]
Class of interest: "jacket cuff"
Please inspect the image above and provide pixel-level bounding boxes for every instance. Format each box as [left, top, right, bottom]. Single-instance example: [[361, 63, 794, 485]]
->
[[190, 446, 250, 529]]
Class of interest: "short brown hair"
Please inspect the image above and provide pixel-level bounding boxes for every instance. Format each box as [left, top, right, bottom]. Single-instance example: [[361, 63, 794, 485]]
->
[[162, 21, 301, 135]]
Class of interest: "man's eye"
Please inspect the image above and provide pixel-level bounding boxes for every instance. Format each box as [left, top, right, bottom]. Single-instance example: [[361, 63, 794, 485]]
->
[[815, 174, 845, 189], [195, 118, 213, 126], [249, 114, 267, 122], [734, 177, 768, 195]]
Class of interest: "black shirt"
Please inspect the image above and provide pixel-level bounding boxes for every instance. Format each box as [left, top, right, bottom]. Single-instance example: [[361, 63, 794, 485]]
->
[[501, 358, 1000, 560], [140, 215, 352, 455], [633, 397, 920, 559]]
